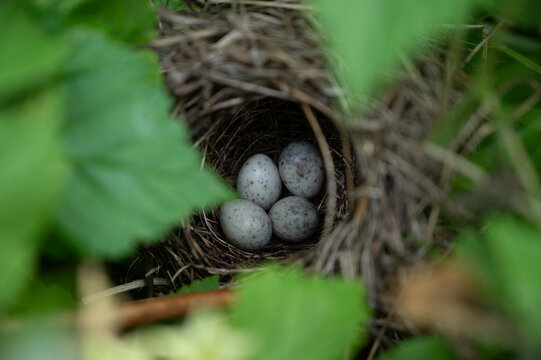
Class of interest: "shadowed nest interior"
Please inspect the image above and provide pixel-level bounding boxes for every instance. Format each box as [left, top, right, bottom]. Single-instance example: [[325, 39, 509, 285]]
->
[[144, 0, 468, 311], [154, 99, 351, 281]]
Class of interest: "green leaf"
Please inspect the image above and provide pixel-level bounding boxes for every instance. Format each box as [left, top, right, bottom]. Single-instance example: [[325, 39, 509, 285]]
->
[[124, 311, 256, 360], [65, 0, 156, 45], [0, 3, 68, 102], [521, 112, 541, 172], [175, 275, 220, 295], [455, 230, 501, 300], [56, 30, 235, 259], [0, 318, 77, 360], [10, 279, 76, 315], [376, 336, 457, 360], [0, 90, 67, 312], [312, 0, 491, 105], [499, 46, 541, 75], [484, 216, 541, 347], [230, 266, 369, 360], [458, 216, 541, 349], [150, 0, 187, 11], [484, 0, 541, 31]]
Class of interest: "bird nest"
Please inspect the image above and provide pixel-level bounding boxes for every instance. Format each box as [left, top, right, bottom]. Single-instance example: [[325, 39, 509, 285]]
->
[[145, 0, 467, 306]]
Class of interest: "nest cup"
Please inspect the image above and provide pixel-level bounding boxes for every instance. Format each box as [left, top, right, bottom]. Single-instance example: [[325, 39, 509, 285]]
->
[[152, 98, 352, 283], [146, 0, 466, 304], [145, 0, 357, 285]]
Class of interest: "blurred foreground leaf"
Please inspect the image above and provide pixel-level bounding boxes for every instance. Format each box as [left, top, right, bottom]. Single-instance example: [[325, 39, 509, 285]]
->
[[376, 336, 457, 360], [457, 215, 541, 351], [56, 30, 235, 258], [500, 46, 541, 75], [151, 0, 187, 11], [84, 311, 254, 360], [230, 266, 369, 360], [0, 3, 68, 102], [122, 311, 256, 360], [0, 91, 66, 312], [0, 319, 77, 360], [10, 279, 76, 315], [175, 275, 220, 295], [65, 0, 156, 44], [312, 0, 493, 105], [484, 216, 541, 347]]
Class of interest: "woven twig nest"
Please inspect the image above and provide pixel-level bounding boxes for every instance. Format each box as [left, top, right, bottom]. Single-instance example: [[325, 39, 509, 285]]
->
[[146, 0, 466, 306]]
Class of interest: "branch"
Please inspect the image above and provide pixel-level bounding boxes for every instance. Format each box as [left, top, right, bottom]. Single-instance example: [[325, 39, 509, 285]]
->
[[116, 289, 235, 330]]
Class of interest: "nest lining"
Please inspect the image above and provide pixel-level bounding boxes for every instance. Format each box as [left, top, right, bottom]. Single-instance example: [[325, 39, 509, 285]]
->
[[145, 0, 467, 309], [150, 98, 351, 284]]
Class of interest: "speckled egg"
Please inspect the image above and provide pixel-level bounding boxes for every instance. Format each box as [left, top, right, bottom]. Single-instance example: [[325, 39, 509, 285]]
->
[[269, 196, 318, 242], [220, 199, 272, 251], [236, 154, 281, 210], [279, 142, 324, 199]]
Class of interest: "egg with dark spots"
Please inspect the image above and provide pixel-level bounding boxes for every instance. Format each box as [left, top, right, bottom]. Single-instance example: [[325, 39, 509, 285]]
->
[[220, 199, 272, 251], [269, 196, 318, 242], [279, 142, 324, 199], [236, 154, 281, 210]]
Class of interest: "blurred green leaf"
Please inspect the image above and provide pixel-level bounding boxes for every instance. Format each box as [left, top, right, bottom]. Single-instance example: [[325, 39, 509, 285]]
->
[[175, 275, 220, 295], [500, 46, 541, 75], [150, 0, 187, 11], [56, 30, 235, 259], [521, 111, 541, 172], [458, 216, 541, 349], [495, 111, 541, 199], [376, 336, 457, 360], [455, 230, 502, 300], [0, 3, 68, 102], [484, 216, 541, 347], [84, 334, 151, 360], [0, 319, 77, 360], [65, 0, 156, 44], [312, 0, 493, 105], [10, 279, 76, 315], [230, 266, 369, 360], [84, 312, 254, 360], [487, 0, 541, 32], [0, 91, 67, 312], [124, 311, 256, 360]]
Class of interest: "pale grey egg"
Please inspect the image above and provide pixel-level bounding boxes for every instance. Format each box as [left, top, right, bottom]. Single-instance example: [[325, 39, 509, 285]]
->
[[269, 196, 318, 242], [279, 142, 324, 199], [220, 199, 272, 251], [236, 154, 281, 210]]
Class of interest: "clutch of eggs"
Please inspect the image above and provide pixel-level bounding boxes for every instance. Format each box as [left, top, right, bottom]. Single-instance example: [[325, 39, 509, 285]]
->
[[220, 142, 325, 252]]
